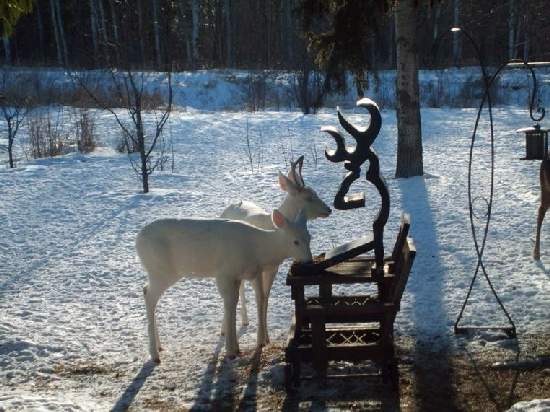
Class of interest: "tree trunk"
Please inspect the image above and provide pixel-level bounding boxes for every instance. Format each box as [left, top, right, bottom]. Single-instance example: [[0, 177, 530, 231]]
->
[[282, 0, 293, 65], [176, 0, 191, 68], [152, 0, 162, 68], [508, 0, 517, 60], [109, 0, 119, 44], [108, 0, 120, 64], [523, 20, 529, 62], [54, 0, 68, 65], [387, 15, 395, 69], [224, 0, 233, 67], [49, 0, 63, 65], [97, 0, 108, 47], [137, 0, 146, 66], [452, 0, 462, 65], [89, 0, 99, 60], [191, 0, 199, 69], [395, 0, 423, 178], [35, 0, 45, 63], [432, 2, 441, 42], [2, 37, 11, 65], [7, 121, 14, 168]]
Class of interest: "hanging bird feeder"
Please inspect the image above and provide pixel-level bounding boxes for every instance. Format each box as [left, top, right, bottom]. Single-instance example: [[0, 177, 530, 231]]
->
[[517, 124, 549, 160]]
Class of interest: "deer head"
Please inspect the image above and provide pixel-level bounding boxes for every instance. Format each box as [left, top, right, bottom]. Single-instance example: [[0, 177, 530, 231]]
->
[[278, 155, 332, 219]]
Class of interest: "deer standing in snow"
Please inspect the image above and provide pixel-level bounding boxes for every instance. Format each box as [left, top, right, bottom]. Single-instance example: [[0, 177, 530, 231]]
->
[[220, 156, 331, 343], [534, 159, 550, 260], [136, 210, 312, 362]]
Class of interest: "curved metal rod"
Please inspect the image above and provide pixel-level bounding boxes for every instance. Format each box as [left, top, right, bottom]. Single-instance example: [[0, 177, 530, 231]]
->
[[322, 126, 350, 163], [321, 98, 390, 271]]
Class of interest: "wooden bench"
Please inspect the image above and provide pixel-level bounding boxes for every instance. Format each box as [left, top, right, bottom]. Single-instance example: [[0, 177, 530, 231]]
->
[[285, 214, 416, 388]]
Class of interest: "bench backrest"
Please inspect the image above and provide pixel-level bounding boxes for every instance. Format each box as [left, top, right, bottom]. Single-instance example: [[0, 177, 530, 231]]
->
[[391, 213, 411, 263], [391, 237, 416, 319]]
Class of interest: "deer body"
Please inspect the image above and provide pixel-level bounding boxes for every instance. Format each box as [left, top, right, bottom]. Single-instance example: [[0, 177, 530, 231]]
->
[[220, 157, 331, 341], [137, 211, 312, 362], [534, 159, 550, 260]]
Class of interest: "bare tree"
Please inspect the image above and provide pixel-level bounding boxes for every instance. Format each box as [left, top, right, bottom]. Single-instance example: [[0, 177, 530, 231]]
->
[[74, 69, 173, 193], [0, 69, 33, 168]]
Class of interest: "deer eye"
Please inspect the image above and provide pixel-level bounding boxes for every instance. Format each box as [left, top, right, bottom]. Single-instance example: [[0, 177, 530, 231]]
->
[[293, 240, 300, 246]]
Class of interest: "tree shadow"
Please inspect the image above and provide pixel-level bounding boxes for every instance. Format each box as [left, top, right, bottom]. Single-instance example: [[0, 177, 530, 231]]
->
[[397, 176, 458, 411], [111, 360, 157, 411], [534, 259, 550, 277]]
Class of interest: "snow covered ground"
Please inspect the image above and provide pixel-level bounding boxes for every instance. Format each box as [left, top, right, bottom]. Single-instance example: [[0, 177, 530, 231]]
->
[[1, 105, 549, 410]]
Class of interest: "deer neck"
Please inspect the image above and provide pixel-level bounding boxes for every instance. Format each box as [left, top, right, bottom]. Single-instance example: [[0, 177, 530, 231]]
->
[[278, 195, 300, 221], [255, 229, 290, 266]]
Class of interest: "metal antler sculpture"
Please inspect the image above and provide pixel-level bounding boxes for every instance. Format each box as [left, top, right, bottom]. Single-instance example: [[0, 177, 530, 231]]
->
[[322, 98, 390, 272]]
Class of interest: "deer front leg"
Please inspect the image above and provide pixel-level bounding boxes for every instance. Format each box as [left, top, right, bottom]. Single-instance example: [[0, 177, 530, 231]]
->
[[534, 205, 547, 260], [252, 273, 268, 347], [260, 266, 278, 344], [217, 276, 241, 358]]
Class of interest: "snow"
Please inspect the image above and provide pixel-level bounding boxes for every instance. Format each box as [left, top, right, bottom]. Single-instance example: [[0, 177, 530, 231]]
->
[[1, 84, 550, 408], [7, 65, 550, 110], [508, 399, 550, 412]]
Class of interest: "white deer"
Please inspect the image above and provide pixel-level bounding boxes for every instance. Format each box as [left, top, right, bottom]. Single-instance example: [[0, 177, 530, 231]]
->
[[220, 156, 331, 343], [534, 159, 550, 260], [136, 210, 312, 362]]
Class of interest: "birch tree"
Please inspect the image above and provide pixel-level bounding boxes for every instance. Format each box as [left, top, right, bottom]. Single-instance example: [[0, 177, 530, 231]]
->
[[152, 0, 162, 68], [452, 0, 461, 64], [49, 0, 67, 66], [508, 0, 518, 60], [191, 0, 200, 68]]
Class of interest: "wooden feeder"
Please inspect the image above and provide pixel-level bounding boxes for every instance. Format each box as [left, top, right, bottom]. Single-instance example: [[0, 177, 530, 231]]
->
[[517, 124, 549, 160]]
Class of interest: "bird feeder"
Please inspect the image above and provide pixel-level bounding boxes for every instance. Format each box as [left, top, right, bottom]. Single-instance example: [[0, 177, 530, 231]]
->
[[517, 124, 549, 160]]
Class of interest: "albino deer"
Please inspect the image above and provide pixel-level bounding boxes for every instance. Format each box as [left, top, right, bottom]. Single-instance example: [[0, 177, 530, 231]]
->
[[220, 156, 331, 342], [534, 159, 550, 260], [136, 210, 312, 362]]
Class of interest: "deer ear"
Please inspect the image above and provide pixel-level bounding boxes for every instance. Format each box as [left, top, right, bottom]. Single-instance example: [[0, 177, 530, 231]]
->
[[278, 172, 298, 194], [272, 209, 288, 229]]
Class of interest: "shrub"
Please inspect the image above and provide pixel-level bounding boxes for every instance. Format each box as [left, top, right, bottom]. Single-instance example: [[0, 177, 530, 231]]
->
[[75, 110, 96, 153], [27, 111, 73, 159]]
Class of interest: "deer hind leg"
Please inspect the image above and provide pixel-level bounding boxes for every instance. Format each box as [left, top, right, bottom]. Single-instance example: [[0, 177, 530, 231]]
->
[[143, 279, 170, 363], [535, 160, 550, 260], [220, 280, 248, 337], [217, 276, 241, 357], [535, 205, 547, 260]]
